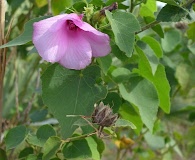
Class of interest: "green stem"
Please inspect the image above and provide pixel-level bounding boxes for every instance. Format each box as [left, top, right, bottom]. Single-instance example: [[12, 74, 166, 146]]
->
[[62, 132, 97, 143], [130, 0, 134, 13], [116, 148, 121, 160], [136, 20, 160, 34]]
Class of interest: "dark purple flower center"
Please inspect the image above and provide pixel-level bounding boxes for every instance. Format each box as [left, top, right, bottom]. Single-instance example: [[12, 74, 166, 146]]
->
[[67, 20, 78, 31]]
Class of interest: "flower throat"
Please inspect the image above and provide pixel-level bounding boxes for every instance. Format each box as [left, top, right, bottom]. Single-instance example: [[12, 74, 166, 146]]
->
[[67, 20, 78, 31]]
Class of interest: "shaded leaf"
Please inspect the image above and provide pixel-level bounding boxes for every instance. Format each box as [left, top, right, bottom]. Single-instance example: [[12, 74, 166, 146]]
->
[[175, 63, 195, 92], [0, 148, 7, 160], [63, 138, 92, 159], [158, 0, 179, 6], [19, 147, 34, 159], [111, 67, 131, 83], [5, 125, 27, 150], [97, 54, 112, 74], [161, 29, 181, 52], [119, 103, 143, 134], [102, 92, 122, 113], [36, 125, 56, 145], [144, 132, 165, 150], [41, 64, 107, 138], [157, 4, 188, 22]]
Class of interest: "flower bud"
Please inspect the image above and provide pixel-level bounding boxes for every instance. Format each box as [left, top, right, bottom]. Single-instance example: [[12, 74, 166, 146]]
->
[[92, 102, 118, 127], [92, 2, 118, 24]]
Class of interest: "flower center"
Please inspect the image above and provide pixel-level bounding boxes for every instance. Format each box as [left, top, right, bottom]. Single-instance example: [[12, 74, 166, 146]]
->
[[67, 20, 78, 31]]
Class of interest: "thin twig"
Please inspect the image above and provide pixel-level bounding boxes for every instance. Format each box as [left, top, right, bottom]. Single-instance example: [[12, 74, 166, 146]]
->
[[62, 132, 97, 143], [14, 54, 20, 120], [182, 0, 195, 7], [47, 0, 52, 15], [136, 21, 160, 34], [0, 0, 6, 142], [130, 0, 134, 13]]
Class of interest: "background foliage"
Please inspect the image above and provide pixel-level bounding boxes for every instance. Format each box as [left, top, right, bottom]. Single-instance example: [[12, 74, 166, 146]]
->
[[0, 0, 195, 160]]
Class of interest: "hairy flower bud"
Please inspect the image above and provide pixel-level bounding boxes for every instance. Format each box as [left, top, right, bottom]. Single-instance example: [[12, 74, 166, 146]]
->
[[92, 2, 118, 24], [92, 102, 118, 127]]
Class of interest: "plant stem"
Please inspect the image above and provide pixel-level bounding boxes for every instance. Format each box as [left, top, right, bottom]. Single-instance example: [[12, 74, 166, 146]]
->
[[0, 0, 6, 142], [62, 132, 97, 143], [116, 149, 121, 160], [136, 20, 160, 34], [130, 0, 134, 13]]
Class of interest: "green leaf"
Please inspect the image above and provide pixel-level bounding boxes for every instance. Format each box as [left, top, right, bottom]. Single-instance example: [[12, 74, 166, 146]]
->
[[51, 0, 72, 15], [19, 147, 34, 159], [86, 137, 100, 160], [41, 64, 107, 138], [175, 63, 195, 92], [63, 136, 101, 160], [111, 67, 131, 83], [140, 0, 157, 18], [115, 119, 136, 129], [26, 135, 43, 147], [119, 77, 159, 132], [30, 109, 48, 122], [158, 0, 179, 6], [97, 54, 112, 74], [63, 138, 92, 159], [105, 10, 140, 57], [119, 103, 143, 134], [26, 154, 37, 160], [136, 41, 159, 75], [0, 16, 49, 48], [135, 44, 170, 113], [144, 17, 164, 38], [36, 125, 56, 145], [141, 36, 163, 58], [92, 136, 105, 157], [188, 42, 195, 55], [157, 4, 188, 22], [187, 22, 195, 42], [161, 29, 181, 52], [5, 125, 27, 150], [111, 44, 128, 61], [35, 0, 48, 7], [102, 92, 122, 113], [43, 136, 61, 160], [0, 148, 7, 160], [144, 132, 165, 150]]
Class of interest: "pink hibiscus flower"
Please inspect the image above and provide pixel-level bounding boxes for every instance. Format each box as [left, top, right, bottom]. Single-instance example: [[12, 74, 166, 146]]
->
[[32, 13, 111, 70]]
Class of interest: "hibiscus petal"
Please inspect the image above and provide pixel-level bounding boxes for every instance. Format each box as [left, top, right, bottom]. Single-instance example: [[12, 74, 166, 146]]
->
[[33, 14, 69, 62], [72, 18, 111, 57], [59, 31, 92, 70], [83, 31, 111, 57]]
